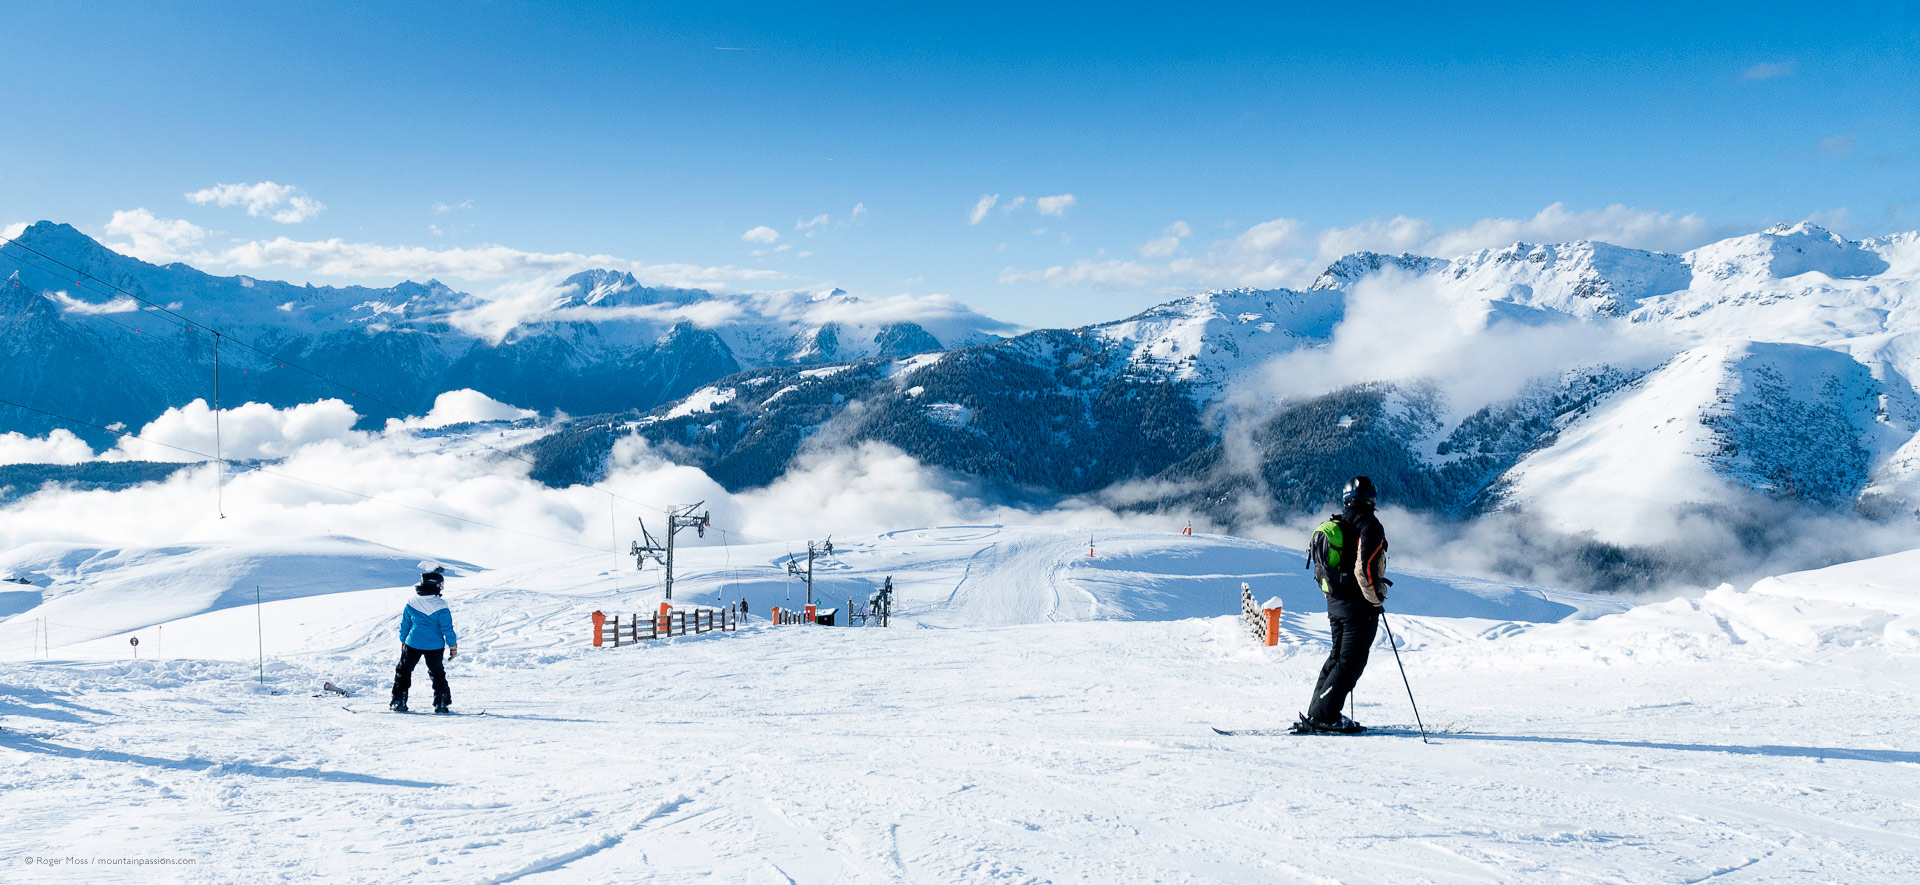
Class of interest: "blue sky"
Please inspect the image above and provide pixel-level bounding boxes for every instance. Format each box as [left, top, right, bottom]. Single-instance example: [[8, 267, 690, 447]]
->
[[3, 0, 1915, 328]]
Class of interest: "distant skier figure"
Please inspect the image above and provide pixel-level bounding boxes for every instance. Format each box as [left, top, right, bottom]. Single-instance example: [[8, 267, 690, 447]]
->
[[390, 568, 458, 714], [1297, 476, 1389, 734]]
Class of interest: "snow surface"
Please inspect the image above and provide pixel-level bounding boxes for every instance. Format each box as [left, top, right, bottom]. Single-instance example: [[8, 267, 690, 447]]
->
[[1497, 340, 1884, 544], [665, 386, 738, 419], [1092, 288, 1345, 394], [5, 526, 1914, 882]]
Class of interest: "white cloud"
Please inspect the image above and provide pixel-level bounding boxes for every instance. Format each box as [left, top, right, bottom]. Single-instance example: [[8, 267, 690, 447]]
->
[[1743, 61, 1795, 81], [1002, 196, 1028, 214], [791, 291, 1014, 334], [1308, 215, 1433, 263], [796, 203, 868, 235], [1003, 203, 1724, 292], [1415, 203, 1713, 257], [0, 409, 1146, 575], [2, 222, 26, 241], [52, 292, 141, 314], [742, 225, 781, 244], [386, 390, 539, 431], [432, 199, 474, 214], [998, 259, 1170, 289], [1035, 194, 1077, 216], [1136, 221, 1193, 258], [210, 235, 782, 289], [0, 429, 96, 466], [1246, 270, 1673, 421], [439, 273, 759, 343], [969, 194, 1000, 225], [110, 399, 368, 463], [434, 271, 1012, 346], [1234, 218, 1303, 254], [185, 181, 326, 224], [1805, 207, 1853, 230], [102, 208, 209, 263]]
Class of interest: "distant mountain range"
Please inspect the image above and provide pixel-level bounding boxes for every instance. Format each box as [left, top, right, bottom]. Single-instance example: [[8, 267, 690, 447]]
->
[[0, 221, 1012, 437], [527, 222, 1920, 579], [7, 219, 1920, 590]]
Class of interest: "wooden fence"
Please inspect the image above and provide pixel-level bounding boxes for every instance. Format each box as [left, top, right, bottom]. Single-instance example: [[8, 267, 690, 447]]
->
[[593, 603, 739, 647]]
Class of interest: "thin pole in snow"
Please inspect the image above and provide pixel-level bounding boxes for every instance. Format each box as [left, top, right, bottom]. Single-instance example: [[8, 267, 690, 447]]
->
[[608, 496, 620, 593], [1379, 611, 1429, 744], [255, 585, 265, 684], [214, 331, 226, 519]]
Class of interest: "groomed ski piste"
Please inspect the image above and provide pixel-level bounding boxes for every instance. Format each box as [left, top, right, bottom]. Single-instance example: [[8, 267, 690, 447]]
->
[[2, 525, 1917, 883]]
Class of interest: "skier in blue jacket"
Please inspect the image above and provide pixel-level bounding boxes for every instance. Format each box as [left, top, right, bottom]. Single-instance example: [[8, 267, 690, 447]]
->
[[390, 569, 459, 713]]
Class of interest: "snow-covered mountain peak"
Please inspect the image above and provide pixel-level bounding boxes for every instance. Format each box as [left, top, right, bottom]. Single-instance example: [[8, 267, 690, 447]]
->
[[555, 268, 642, 307], [545, 269, 711, 310], [1309, 251, 1448, 290], [1685, 222, 1889, 282], [1091, 287, 1344, 389], [1438, 239, 1691, 318], [11, 220, 98, 252], [8, 221, 141, 280]]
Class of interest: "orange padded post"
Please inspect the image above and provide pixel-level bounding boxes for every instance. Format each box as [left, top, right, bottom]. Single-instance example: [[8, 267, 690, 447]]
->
[[1264, 602, 1283, 647], [771, 606, 781, 626], [804, 603, 817, 624], [657, 602, 671, 635], [591, 610, 606, 647]]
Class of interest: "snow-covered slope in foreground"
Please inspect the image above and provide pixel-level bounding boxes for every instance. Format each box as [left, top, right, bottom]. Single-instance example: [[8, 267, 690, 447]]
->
[[2, 528, 1916, 882], [0, 536, 473, 648]]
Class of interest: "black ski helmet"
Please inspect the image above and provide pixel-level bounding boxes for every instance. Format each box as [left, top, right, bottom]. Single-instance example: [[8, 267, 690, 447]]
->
[[417, 571, 445, 595], [1341, 476, 1376, 508]]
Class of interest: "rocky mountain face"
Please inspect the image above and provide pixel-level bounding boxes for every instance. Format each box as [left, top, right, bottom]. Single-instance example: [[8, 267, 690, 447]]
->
[[531, 223, 1920, 573], [0, 222, 1011, 439]]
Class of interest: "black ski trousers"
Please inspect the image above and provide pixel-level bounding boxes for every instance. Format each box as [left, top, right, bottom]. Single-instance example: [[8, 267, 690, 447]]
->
[[1307, 605, 1378, 724], [391, 644, 450, 707]]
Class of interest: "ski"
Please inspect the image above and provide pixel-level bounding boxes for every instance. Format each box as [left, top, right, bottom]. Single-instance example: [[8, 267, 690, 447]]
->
[[1211, 723, 1464, 737], [341, 704, 486, 716]]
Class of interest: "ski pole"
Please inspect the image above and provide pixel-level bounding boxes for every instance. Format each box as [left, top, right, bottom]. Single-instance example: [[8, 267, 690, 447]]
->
[[1378, 610, 1429, 744]]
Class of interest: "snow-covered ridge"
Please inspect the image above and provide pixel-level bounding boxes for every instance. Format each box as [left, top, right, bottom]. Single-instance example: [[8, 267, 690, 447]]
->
[[1495, 340, 1895, 544], [1090, 286, 1344, 388]]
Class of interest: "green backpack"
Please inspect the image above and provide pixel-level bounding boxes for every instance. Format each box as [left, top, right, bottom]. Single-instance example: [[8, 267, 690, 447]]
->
[[1307, 514, 1350, 595]]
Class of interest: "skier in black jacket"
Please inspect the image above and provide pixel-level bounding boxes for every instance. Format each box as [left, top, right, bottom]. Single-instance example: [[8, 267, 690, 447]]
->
[[1300, 476, 1389, 734]]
